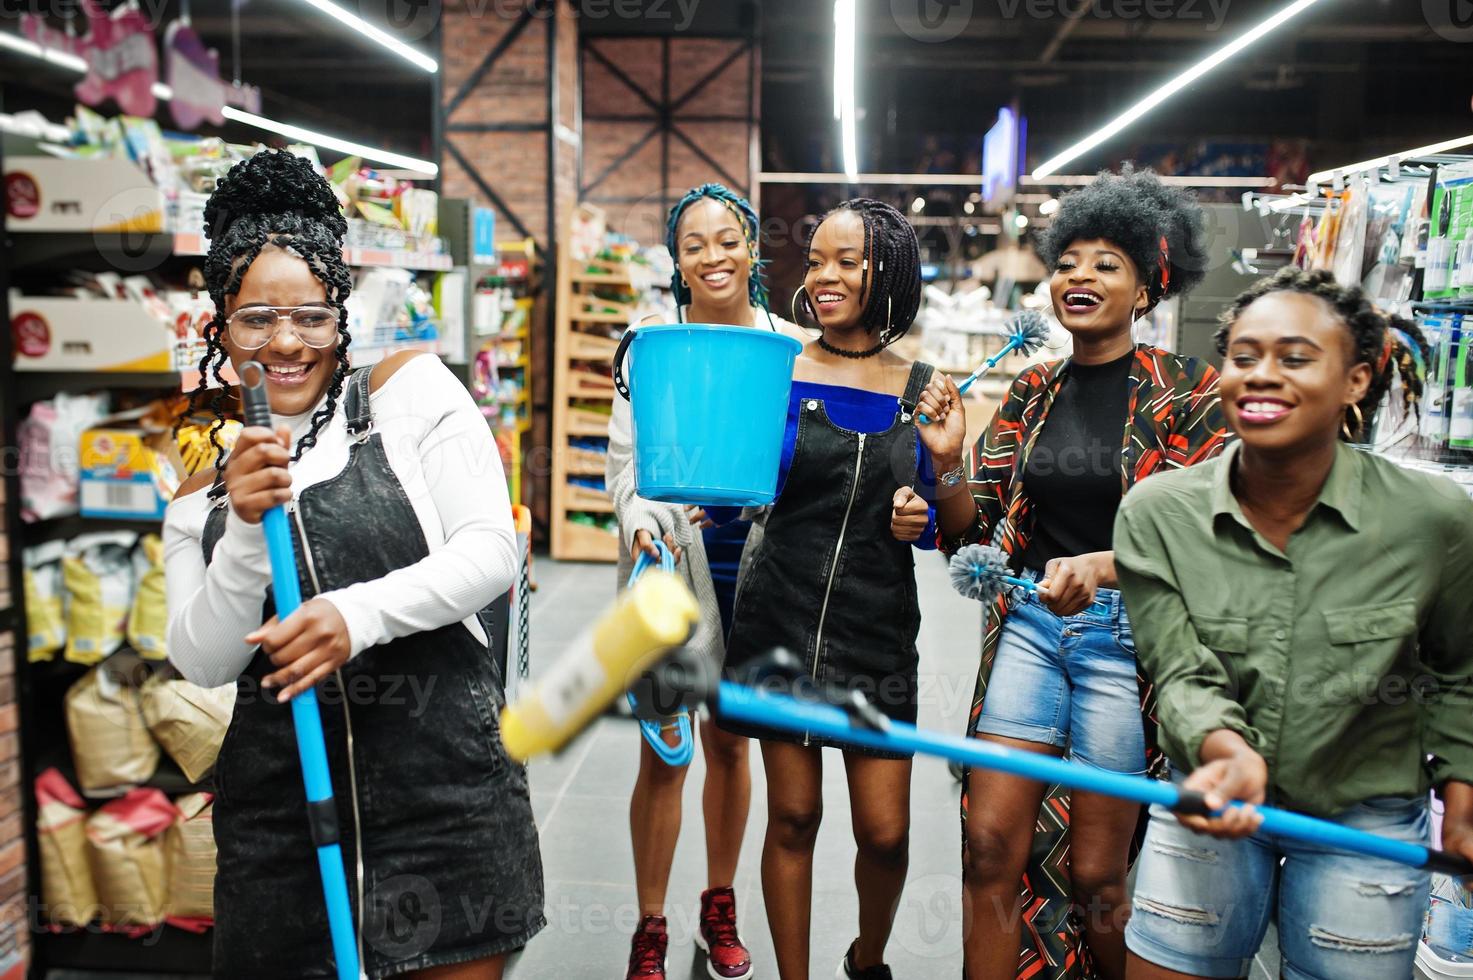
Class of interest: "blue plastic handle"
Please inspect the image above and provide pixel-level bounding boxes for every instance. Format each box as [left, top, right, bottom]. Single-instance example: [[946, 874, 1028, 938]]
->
[[240, 362, 362, 980], [626, 540, 694, 767], [714, 681, 1473, 877], [919, 333, 1027, 425]]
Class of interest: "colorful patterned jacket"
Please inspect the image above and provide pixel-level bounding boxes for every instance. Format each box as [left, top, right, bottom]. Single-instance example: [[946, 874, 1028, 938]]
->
[[941, 343, 1230, 980]]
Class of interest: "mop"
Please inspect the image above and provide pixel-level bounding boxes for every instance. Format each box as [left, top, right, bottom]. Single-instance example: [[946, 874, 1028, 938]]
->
[[239, 362, 361, 980], [502, 570, 1473, 877]]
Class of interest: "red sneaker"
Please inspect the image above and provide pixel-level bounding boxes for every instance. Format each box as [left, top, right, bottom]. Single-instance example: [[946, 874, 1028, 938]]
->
[[627, 915, 668, 979], [696, 886, 753, 980]]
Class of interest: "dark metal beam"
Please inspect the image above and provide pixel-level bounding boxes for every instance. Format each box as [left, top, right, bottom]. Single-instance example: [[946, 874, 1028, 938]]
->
[[445, 5, 536, 118], [582, 40, 663, 115], [444, 139, 535, 243], [580, 124, 662, 195]]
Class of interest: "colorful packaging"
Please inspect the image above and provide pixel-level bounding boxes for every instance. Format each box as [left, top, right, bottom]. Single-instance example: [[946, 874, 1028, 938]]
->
[[65, 665, 160, 794], [1451, 324, 1473, 450], [127, 535, 167, 660], [62, 532, 137, 665], [78, 421, 180, 520], [18, 393, 110, 521], [1421, 314, 1459, 446], [85, 789, 176, 929], [140, 674, 233, 782], [1426, 163, 1473, 300], [22, 541, 67, 662], [36, 768, 98, 927]]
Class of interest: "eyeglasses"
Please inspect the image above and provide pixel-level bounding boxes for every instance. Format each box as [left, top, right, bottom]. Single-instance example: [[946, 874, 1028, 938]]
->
[[226, 306, 341, 351]]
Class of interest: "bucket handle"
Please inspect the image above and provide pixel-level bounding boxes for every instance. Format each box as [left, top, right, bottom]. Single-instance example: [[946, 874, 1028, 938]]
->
[[612, 328, 635, 401], [626, 540, 695, 767]]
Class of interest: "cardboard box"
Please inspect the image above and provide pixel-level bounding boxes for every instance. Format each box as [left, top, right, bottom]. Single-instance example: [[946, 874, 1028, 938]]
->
[[11, 297, 174, 372], [4, 157, 164, 233]]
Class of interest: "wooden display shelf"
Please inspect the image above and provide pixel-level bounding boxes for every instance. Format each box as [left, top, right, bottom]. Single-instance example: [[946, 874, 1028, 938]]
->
[[566, 408, 612, 437], [566, 331, 622, 361], [565, 484, 614, 512], [568, 372, 616, 399], [558, 518, 622, 562]]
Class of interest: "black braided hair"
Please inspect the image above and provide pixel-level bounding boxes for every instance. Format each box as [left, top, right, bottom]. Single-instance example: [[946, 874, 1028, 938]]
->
[[1038, 163, 1208, 310], [798, 198, 922, 347], [1214, 267, 1429, 442], [186, 150, 353, 469]]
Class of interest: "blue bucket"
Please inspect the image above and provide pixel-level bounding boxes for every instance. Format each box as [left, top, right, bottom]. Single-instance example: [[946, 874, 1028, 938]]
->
[[613, 323, 802, 506]]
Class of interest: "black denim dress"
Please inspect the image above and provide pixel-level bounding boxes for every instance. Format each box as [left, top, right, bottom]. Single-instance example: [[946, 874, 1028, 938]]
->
[[723, 362, 932, 758], [201, 368, 545, 978]]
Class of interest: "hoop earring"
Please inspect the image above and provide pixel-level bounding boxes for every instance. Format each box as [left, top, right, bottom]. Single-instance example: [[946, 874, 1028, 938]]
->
[[791, 286, 809, 326], [1342, 402, 1365, 441]]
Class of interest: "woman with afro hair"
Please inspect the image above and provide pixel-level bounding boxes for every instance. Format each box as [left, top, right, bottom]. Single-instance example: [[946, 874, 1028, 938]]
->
[[1116, 267, 1473, 980], [163, 149, 543, 979], [927, 166, 1230, 980]]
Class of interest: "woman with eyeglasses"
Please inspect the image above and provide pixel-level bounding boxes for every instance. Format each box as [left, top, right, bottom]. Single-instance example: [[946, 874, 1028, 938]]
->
[[163, 150, 543, 980]]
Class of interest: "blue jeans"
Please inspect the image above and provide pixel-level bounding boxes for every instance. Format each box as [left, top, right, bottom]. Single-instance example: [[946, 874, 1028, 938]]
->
[[972, 570, 1147, 775], [1126, 777, 1432, 979]]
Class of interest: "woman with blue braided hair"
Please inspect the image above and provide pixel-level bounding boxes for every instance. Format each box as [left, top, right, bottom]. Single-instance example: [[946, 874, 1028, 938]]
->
[[606, 183, 802, 980]]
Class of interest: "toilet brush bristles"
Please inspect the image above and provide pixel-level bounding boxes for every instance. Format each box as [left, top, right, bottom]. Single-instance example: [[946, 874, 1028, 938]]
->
[[949, 544, 1034, 603], [1008, 310, 1050, 359]]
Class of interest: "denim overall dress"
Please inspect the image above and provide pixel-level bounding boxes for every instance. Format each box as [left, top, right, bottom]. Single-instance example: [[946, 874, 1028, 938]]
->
[[202, 368, 545, 977], [723, 362, 933, 758]]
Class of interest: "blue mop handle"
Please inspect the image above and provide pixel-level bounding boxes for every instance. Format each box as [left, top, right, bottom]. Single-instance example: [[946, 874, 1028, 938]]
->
[[919, 333, 1027, 425], [715, 681, 1473, 876], [239, 363, 362, 980]]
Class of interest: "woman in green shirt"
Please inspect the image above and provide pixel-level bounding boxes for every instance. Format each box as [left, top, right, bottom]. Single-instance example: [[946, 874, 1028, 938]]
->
[[1114, 267, 1473, 980]]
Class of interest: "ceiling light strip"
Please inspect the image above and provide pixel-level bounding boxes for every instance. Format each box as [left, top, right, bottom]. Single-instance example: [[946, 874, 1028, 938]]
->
[[1307, 134, 1473, 185], [293, 0, 438, 73]]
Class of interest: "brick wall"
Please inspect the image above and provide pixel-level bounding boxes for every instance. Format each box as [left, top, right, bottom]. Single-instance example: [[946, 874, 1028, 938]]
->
[[580, 36, 758, 242]]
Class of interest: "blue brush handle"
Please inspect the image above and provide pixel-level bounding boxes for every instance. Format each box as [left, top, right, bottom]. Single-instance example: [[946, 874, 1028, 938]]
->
[[239, 362, 362, 980], [715, 681, 1473, 876], [920, 334, 1026, 425], [626, 541, 694, 767]]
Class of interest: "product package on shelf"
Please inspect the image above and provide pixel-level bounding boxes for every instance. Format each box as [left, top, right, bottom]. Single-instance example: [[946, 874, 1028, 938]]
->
[[85, 789, 176, 930], [1421, 314, 1461, 446], [140, 673, 233, 783], [18, 393, 111, 522], [1453, 325, 1473, 450], [36, 768, 97, 927], [22, 542, 67, 662], [79, 419, 183, 520], [126, 535, 168, 660], [165, 794, 217, 925], [62, 532, 138, 665], [1426, 162, 1473, 301], [65, 665, 161, 795]]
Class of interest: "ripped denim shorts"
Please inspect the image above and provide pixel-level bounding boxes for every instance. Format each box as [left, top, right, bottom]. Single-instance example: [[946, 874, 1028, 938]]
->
[[1125, 770, 1431, 979]]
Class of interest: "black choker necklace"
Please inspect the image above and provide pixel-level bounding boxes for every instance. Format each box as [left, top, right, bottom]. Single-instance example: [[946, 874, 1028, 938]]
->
[[818, 336, 885, 359]]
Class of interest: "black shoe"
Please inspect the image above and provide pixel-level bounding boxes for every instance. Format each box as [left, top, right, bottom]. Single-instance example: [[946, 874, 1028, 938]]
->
[[836, 939, 893, 979]]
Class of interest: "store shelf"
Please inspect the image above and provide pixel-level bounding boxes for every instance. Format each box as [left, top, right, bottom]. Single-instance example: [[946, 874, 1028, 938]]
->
[[15, 371, 184, 403], [571, 308, 634, 325], [567, 332, 621, 361], [565, 407, 611, 437], [23, 513, 164, 542], [558, 519, 622, 562], [39, 926, 212, 975], [172, 233, 453, 270], [572, 271, 639, 287]]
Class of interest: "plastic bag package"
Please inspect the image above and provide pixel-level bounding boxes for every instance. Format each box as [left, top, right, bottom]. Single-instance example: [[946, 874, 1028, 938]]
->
[[18, 393, 110, 521], [35, 768, 98, 927], [84, 789, 175, 929], [140, 674, 233, 783], [127, 535, 168, 660], [65, 666, 160, 795], [62, 532, 137, 665], [165, 793, 216, 921], [22, 541, 67, 662]]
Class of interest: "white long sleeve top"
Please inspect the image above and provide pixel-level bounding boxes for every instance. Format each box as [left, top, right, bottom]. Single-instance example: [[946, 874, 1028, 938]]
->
[[163, 354, 516, 688]]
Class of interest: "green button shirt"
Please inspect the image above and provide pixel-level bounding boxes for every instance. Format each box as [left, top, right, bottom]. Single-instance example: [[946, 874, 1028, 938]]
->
[[1114, 441, 1473, 817]]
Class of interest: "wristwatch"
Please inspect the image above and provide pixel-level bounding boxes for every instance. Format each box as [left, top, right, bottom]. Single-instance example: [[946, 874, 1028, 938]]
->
[[939, 464, 967, 488]]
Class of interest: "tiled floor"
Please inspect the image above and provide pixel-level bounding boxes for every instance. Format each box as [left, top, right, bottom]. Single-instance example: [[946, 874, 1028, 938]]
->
[[509, 556, 1277, 979]]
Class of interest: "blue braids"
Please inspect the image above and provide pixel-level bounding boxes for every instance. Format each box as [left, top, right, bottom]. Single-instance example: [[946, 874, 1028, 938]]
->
[[665, 183, 769, 311]]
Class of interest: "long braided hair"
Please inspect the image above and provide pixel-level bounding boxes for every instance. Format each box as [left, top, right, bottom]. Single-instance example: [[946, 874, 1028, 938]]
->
[[1215, 267, 1429, 441], [665, 183, 769, 310], [187, 150, 354, 469], [796, 198, 922, 348]]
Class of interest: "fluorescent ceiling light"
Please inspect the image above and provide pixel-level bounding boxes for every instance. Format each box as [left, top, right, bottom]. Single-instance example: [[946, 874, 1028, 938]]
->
[[293, 0, 437, 73], [1033, 0, 1327, 178], [1307, 134, 1473, 185], [834, 0, 858, 180], [1, 30, 436, 177], [222, 107, 437, 176], [1024, 174, 1276, 188]]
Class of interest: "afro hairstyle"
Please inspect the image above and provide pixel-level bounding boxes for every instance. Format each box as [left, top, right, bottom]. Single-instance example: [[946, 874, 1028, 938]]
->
[[1037, 163, 1208, 308]]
